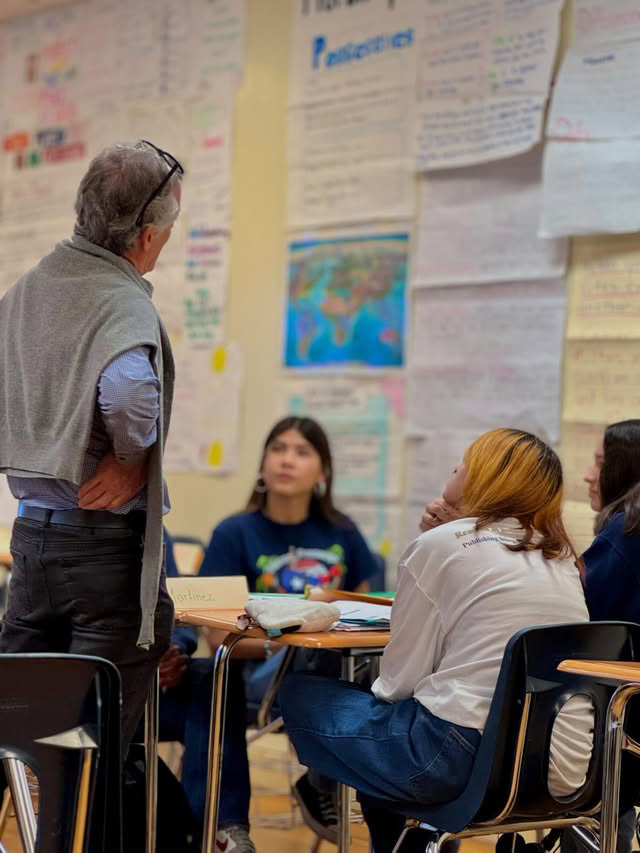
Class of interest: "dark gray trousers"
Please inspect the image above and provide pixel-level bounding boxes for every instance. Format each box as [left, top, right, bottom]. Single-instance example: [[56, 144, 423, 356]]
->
[[0, 516, 173, 755]]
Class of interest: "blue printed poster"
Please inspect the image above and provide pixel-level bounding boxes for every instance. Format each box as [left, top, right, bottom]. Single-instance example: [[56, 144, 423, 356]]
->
[[284, 233, 408, 369]]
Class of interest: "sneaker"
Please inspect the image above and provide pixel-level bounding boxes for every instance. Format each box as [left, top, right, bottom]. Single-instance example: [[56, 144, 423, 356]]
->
[[292, 771, 338, 844], [215, 824, 256, 853]]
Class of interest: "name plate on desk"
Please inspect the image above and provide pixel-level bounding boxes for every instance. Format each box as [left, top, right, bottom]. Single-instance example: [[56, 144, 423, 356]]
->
[[167, 576, 249, 610]]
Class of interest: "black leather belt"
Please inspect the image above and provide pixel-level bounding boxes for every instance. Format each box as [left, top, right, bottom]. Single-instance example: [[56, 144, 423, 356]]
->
[[18, 505, 141, 529]]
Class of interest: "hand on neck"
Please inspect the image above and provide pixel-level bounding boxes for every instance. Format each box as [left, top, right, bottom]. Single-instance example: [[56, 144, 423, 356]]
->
[[264, 492, 311, 526]]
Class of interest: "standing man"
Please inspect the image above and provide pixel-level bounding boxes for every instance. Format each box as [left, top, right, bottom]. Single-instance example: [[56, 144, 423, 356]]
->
[[0, 140, 182, 753]]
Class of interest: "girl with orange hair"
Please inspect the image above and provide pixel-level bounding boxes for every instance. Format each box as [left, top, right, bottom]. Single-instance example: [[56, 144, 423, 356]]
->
[[280, 429, 593, 853]]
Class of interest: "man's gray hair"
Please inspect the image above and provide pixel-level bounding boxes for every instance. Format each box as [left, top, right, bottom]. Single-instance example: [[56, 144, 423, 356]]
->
[[74, 142, 182, 256]]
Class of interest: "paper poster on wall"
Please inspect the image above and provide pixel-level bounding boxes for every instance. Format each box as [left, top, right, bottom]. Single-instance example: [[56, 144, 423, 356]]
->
[[164, 343, 243, 474], [410, 281, 566, 367], [416, 95, 546, 171], [572, 0, 640, 46], [540, 139, 640, 237], [284, 375, 405, 499], [567, 235, 640, 339], [564, 340, 640, 424], [408, 361, 563, 443], [284, 232, 408, 369], [289, 0, 419, 106], [407, 430, 480, 507], [418, 0, 563, 100], [287, 160, 414, 228], [415, 150, 567, 286], [548, 40, 640, 142]]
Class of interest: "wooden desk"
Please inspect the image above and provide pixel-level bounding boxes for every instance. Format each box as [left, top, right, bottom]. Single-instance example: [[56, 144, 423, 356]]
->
[[558, 659, 640, 682], [559, 659, 640, 853], [0, 553, 11, 568], [177, 608, 390, 853]]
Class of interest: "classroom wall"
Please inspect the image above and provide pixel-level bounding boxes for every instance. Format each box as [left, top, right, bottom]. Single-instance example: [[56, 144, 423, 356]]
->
[[165, 0, 292, 544], [0, 0, 618, 562]]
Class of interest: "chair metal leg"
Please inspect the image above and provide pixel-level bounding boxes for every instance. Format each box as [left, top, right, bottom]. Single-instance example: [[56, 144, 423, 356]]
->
[[337, 653, 356, 853], [257, 646, 297, 730], [4, 758, 36, 853], [310, 836, 323, 853], [144, 669, 159, 853], [600, 683, 640, 853], [202, 633, 246, 853]]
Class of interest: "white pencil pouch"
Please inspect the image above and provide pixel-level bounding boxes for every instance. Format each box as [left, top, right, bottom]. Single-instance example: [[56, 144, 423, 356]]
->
[[236, 598, 340, 636]]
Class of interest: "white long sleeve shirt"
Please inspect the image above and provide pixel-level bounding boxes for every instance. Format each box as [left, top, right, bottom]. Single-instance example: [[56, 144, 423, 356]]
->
[[372, 517, 593, 797]]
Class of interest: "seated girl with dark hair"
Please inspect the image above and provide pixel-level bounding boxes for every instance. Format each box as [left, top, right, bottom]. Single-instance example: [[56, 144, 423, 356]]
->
[[279, 429, 594, 853], [160, 416, 378, 853]]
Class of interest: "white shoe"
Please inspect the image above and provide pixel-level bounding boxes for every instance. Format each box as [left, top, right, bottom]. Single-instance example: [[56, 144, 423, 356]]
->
[[215, 824, 257, 853]]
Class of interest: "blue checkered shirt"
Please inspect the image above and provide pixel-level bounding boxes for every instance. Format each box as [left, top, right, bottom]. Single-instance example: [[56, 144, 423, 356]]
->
[[9, 346, 169, 514]]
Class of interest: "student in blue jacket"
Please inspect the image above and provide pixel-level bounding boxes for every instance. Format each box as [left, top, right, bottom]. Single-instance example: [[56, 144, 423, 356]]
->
[[581, 418, 640, 853], [582, 419, 640, 622]]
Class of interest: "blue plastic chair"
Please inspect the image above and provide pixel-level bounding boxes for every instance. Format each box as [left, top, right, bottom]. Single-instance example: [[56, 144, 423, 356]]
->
[[375, 621, 640, 852]]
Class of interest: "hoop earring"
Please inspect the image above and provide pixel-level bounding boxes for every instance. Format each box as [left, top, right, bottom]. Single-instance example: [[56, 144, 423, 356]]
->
[[255, 476, 268, 494], [314, 481, 326, 497]]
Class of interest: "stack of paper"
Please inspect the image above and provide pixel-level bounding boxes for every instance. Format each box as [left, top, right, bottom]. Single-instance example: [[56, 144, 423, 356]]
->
[[334, 601, 392, 632]]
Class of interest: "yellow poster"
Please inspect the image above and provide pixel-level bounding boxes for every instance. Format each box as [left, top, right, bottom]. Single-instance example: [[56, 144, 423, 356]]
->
[[567, 235, 640, 339], [564, 340, 640, 423]]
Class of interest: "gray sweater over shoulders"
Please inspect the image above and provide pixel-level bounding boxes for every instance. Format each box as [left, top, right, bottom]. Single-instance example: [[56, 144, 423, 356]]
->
[[0, 234, 175, 648]]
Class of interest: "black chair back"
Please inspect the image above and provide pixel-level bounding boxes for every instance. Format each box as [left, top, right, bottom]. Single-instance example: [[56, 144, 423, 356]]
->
[[389, 621, 640, 833], [0, 653, 121, 853]]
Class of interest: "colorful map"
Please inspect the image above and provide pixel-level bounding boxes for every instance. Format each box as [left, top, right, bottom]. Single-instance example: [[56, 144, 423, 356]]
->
[[284, 233, 408, 368]]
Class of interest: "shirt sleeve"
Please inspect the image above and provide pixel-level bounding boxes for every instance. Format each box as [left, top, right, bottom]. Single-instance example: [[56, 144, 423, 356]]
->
[[343, 523, 379, 591], [371, 561, 444, 703], [97, 347, 160, 464], [199, 519, 247, 578]]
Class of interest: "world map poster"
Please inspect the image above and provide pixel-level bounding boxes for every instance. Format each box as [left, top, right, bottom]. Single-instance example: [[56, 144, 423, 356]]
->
[[284, 233, 408, 368]]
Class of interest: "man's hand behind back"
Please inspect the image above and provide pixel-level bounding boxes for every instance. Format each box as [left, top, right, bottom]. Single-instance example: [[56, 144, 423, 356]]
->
[[78, 452, 148, 510]]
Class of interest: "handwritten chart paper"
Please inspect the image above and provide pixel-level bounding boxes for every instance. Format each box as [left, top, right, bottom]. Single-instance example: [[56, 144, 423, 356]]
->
[[168, 576, 249, 611], [410, 281, 566, 366], [415, 150, 567, 285], [416, 95, 545, 170], [419, 0, 562, 99], [415, 0, 563, 169], [564, 340, 640, 424], [567, 235, 640, 338], [164, 344, 244, 475], [573, 0, 640, 46], [285, 376, 405, 500], [540, 140, 640, 237], [548, 40, 640, 141]]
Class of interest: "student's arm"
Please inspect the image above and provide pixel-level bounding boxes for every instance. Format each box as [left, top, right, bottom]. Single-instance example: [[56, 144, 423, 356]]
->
[[372, 561, 444, 703]]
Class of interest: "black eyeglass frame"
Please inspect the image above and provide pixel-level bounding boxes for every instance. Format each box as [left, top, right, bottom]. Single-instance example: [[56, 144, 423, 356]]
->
[[135, 140, 184, 229]]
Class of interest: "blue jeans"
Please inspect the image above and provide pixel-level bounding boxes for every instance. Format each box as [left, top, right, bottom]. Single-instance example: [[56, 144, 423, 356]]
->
[[160, 647, 343, 831], [160, 658, 250, 831], [280, 672, 481, 853]]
